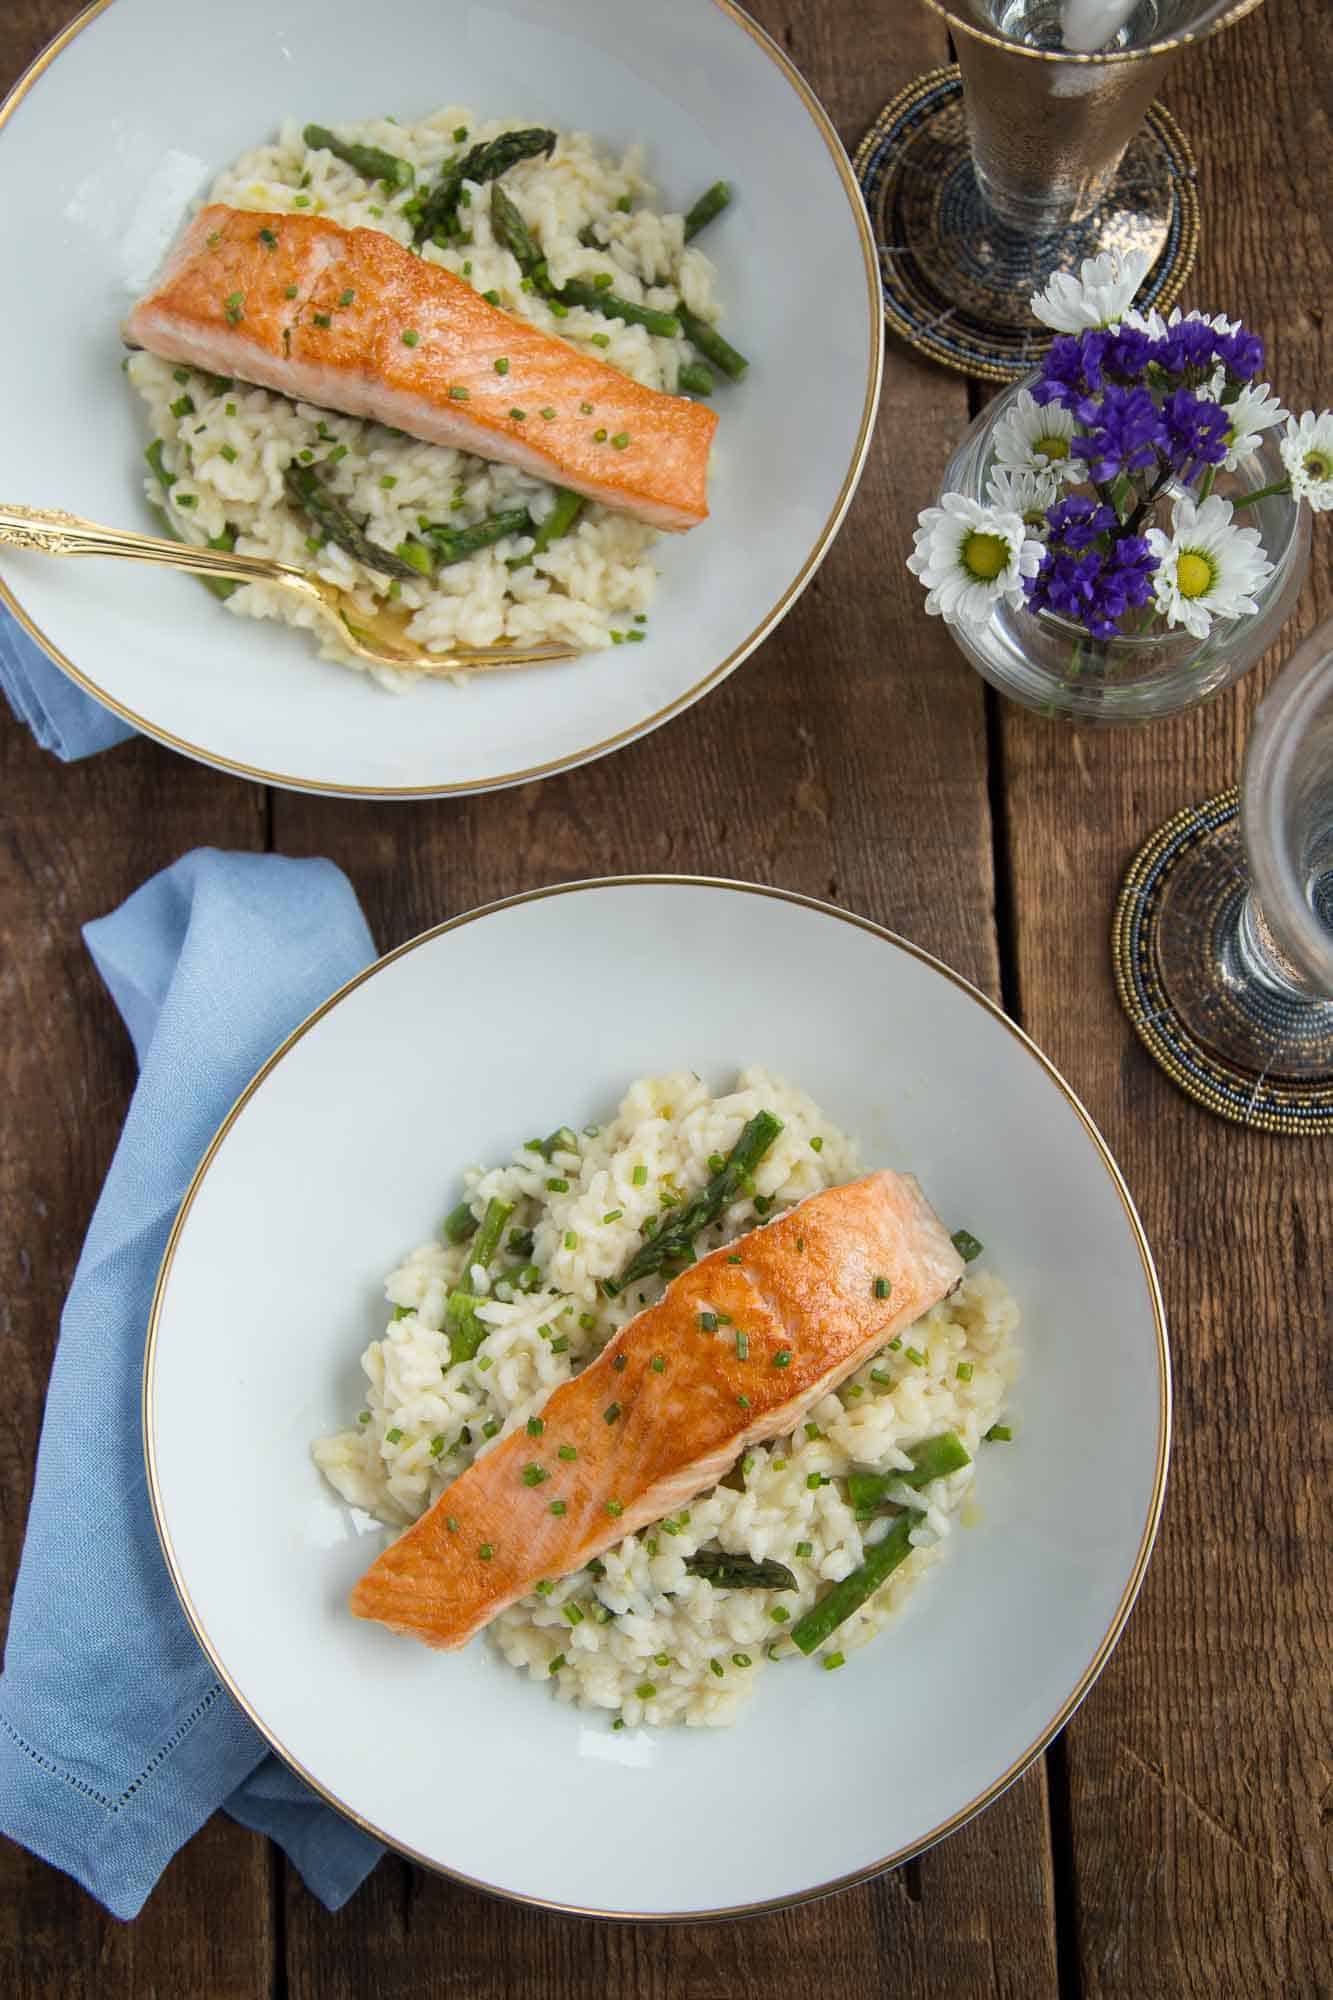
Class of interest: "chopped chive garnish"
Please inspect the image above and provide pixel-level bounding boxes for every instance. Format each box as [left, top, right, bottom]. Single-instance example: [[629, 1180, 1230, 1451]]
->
[[873, 1276, 891, 1299], [223, 292, 244, 324], [401, 328, 419, 346], [810, 1136, 824, 1153], [636, 1682, 656, 1700], [604, 1403, 621, 1424], [888, 1337, 902, 1352], [731, 1653, 752, 1669], [550, 1499, 567, 1516], [590, 332, 610, 347], [770, 1606, 790, 1624], [481, 1417, 500, 1438], [453, 125, 468, 141], [478, 1543, 494, 1561], [509, 408, 528, 423], [206, 231, 220, 247], [550, 1335, 570, 1353], [448, 386, 470, 400], [593, 272, 613, 290], [650, 1355, 666, 1373], [605, 1499, 623, 1517], [709, 1657, 724, 1679], [603, 1209, 623, 1224], [169, 394, 194, 419], [773, 1350, 792, 1368], [579, 1313, 597, 1331], [805, 1422, 821, 1442], [548, 1653, 566, 1674], [736, 1394, 750, 1409], [844, 1384, 864, 1401], [445, 1515, 459, 1532], [384, 1427, 403, 1444], [293, 194, 311, 206], [175, 494, 197, 507], [823, 1651, 846, 1671], [540, 406, 556, 420], [536, 1579, 555, 1596], [563, 1601, 583, 1624], [956, 1362, 974, 1382], [616, 194, 633, 212], [699, 1313, 718, 1332], [612, 1355, 627, 1373], [558, 1444, 578, 1461], [593, 427, 608, 442], [611, 432, 630, 450], [339, 288, 355, 306], [563, 1231, 578, 1251], [521, 1463, 548, 1487], [428, 1434, 445, 1457], [632, 1165, 648, 1185], [284, 283, 299, 299], [753, 1195, 774, 1216], [612, 1716, 625, 1729], [734, 1330, 749, 1361], [494, 357, 510, 375], [546, 1177, 569, 1192], [726, 1255, 742, 1265], [905, 1346, 925, 1367], [312, 312, 332, 327], [870, 1368, 891, 1385], [806, 1473, 825, 1490], [484, 289, 502, 305], [476, 1355, 493, 1372], [952, 1229, 984, 1262], [795, 1541, 813, 1559], [985, 1423, 1013, 1441]]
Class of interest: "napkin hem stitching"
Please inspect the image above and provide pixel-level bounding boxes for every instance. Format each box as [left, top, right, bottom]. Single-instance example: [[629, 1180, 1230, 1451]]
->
[[0, 1686, 226, 1815]]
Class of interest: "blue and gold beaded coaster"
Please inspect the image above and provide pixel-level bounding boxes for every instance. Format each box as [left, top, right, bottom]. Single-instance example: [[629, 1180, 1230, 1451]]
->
[[853, 67, 1199, 384], [1113, 789, 1333, 1136]]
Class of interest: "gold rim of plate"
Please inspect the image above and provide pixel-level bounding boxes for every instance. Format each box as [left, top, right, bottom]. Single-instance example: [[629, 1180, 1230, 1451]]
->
[[1113, 788, 1333, 1135], [0, 0, 884, 799], [144, 874, 1172, 1923], [852, 67, 1200, 386]]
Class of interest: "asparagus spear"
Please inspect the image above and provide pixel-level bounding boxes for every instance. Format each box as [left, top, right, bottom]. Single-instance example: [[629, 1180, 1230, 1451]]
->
[[424, 507, 534, 569], [508, 488, 584, 570], [445, 1289, 488, 1366], [683, 181, 732, 241], [679, 304, 749, 382], [615, 1110, 784, 1287], [684, 1550, 797, 1591], [846, 1433, 971, 1517], [490, 183, 545, 277], [951, 1228, 984, 1262], [303, 124, 414, 190], [414, 127, 557, 243], [678, 361, 715, 397], [444, 1201, 479, 1245], [469, 1197, 514, 1270], [790, 1511, 916, 1656], [144, 443, 240, 600], [554, 278, 681, 339], [282, 462, 423, 579]]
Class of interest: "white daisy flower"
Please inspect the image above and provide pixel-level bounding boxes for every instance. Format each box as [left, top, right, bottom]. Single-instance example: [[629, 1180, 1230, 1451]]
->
[[1279, 409, 1333, 512], [1030, 246, 1151, 332], [1220, 381, 1287, 470], [991, 388, 1081, 483], [907, 493, 1045, 629], [1145, 494, 1274, 640], [985, 464, 1060, 528]]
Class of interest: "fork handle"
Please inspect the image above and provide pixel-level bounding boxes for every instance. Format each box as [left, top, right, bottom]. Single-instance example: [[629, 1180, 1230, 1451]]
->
[[0, 503, 301, 587]]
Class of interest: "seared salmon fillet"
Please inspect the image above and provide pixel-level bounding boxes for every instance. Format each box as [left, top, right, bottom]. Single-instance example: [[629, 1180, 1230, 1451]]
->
[[349, 1171, 964, 1650], [123, 205, 717, 531]]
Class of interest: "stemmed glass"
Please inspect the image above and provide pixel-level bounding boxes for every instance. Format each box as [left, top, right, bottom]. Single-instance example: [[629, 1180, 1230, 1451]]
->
[[857, 0, 1266, 380], [1116, 617, 1333, 1132]]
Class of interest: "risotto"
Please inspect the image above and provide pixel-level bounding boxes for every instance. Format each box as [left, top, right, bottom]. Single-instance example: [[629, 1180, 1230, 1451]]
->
[[314, 1070, 1020, 1728], [126, 109, 730, 686]]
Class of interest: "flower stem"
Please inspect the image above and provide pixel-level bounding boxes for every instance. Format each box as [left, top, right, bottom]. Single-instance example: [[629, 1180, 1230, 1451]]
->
[[1197, 465, 1216, 503], [1229, 477, 1292, 511]]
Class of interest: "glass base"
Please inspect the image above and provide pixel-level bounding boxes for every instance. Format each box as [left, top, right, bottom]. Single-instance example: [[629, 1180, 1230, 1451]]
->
[[1113, 790, 1333, 1135], [853, 66, 1199, 382]]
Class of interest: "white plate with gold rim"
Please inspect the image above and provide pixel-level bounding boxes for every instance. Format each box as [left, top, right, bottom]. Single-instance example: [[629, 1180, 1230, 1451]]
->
[[0, 0, 880, 798], [146, 878, 1169, 1918]]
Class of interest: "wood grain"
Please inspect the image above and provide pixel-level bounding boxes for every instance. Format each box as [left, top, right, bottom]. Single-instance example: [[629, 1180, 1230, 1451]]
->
[[1, 0, 1329, 1993], [996, 3, 1333, 1994]]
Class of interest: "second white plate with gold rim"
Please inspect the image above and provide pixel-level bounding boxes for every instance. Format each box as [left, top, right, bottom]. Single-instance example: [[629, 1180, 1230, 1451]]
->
[[0, 0, 880, 797], [146, 877, 1169, 1918]]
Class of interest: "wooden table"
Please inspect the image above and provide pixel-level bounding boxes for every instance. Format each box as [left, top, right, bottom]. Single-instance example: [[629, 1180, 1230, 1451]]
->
[[2, 2, 1329, 1993]]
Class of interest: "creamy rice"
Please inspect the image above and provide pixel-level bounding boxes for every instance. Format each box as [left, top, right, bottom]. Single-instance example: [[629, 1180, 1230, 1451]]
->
[[314, 1070, 1020, 1726], [126, 109, 727, 687]]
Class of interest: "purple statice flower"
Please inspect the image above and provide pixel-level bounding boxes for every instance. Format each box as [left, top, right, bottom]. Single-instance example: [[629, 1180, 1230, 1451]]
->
[[1033, 328, 1111, 419], [1024, 533, 1156, 641], [1161, 388, 1230, 476], [1045, 494, 1119, 551], [1157, 318, 1221, 381], [1102, 324, 1156, 384], [1071, 384, 1165, 483], [1214, 326, 1265, 382]]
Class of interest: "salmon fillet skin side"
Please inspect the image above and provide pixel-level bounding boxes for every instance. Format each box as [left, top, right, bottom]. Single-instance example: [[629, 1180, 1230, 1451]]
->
[[349, 1171, 965, 1650], [123, 205, 718, 531]]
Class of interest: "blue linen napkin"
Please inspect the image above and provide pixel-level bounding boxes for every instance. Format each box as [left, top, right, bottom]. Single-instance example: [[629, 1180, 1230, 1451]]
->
[[0, 602, 136, 759], [0, 849, 387, 1918]]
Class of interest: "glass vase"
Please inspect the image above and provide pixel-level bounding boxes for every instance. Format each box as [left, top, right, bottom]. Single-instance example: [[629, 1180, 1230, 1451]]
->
[[938, 374, 1311, 724]]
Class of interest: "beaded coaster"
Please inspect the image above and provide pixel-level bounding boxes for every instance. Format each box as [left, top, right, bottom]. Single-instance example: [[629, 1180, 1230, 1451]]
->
[[1113, 788, 1333, 1135], [853, 67, 1199, 384]]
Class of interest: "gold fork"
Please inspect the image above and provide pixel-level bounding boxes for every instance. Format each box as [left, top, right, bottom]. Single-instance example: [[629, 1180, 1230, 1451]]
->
[[0, 505, 581, 676]]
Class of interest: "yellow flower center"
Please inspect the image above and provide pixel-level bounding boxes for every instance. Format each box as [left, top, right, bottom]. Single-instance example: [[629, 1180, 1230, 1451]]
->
[[962, 531, 1010, 582], [1036, 435, 1070, 462], [1176, 549, 1215, 600], [1304, 449, 1331, 481]]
